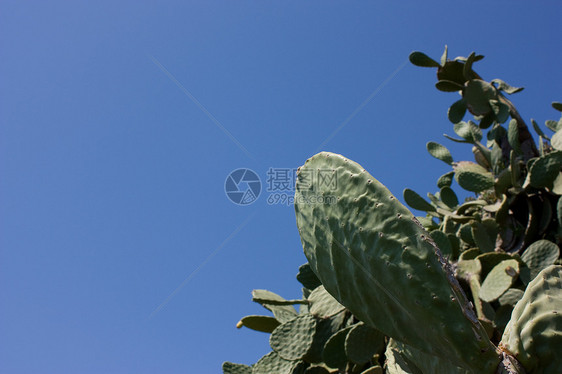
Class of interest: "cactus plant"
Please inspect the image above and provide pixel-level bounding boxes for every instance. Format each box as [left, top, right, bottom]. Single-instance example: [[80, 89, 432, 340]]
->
[[224, 48, 561, 373]]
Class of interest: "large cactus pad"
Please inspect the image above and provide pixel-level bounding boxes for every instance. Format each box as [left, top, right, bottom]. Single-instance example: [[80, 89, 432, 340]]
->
[[294, 152, 499, 373]]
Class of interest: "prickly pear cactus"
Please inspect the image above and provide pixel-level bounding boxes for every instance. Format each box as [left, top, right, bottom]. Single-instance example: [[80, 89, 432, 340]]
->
[[224, 48, 562, 374]]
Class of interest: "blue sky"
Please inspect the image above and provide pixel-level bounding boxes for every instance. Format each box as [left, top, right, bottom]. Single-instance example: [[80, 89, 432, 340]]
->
[[1, 2, 560, 373]]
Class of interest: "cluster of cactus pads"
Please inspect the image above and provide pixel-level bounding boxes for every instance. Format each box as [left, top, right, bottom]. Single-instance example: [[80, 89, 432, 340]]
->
[[223, 48, 562, 374]]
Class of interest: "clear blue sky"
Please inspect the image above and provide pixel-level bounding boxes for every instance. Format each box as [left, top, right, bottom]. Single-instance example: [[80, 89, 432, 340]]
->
[[1, 2, 560, 373]]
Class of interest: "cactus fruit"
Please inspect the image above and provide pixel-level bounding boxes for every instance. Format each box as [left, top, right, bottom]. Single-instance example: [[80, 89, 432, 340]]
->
[[294, 152, 499, 373], [501, 265, 562, 374]]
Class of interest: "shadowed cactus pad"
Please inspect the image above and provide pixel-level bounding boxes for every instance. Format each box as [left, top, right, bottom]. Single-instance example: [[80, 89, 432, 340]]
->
[[297, 263, 322, 290], [294, 152, 499, 373], [344, 322, 385, 365], [322, 326, 353, 369], [520, 240, 560, 281]]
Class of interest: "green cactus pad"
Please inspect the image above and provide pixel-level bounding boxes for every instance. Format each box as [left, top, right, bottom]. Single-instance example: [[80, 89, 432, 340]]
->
[[476, 252, 513, 278], [322, 326, 352, 369], [252, 290, 298, 323], [456, 259, 481, 282], [440, 187, 459, 209], [437, 171, 455, 188], [304, 313, 346, 363], [409, 51, 440, 68], [491, 79, 524, 95], [427, 141, 454, 165], [479, 259, 519, 302], [454, 121, 482, 143], [498, 288, 524, 307], [308, 285, 345, 318], [459, 248, 480, 261], [545, 119, 562, 133], [507, 119, 522, 156], [459, 223, 476, 247], [297, 263, 322, 290], [520, 239, 560, 281], [429, 230, 453, 259], [436, 80, 464, 92], [252, 351, 302, 374], [473, 145, 491, 169], [463, 79, 496, 116], [384, 339, 418, 374], [389, 339, 473, 374], [270, 314, 317, 361], [437, 60, 466, 85], [222, 362, 252, 374], [403, 188, 436, 212], [552, 130, 562, 151], [528, 150, 562, 189], [471, 222, 495, 253], [294, 152, 499, 373], [454, 161, 495, 193], [448, 99, 467, 124], [501, 265, 562, 374], [344, 322, 385, 365], [237, 315, 281, 333]]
